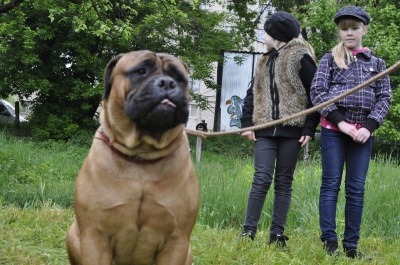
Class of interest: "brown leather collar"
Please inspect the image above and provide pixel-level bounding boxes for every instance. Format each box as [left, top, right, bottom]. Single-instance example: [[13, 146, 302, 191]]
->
[[94, 130, 164, 164]]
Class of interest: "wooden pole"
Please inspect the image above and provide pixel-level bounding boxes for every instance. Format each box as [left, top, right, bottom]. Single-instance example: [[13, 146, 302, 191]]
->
[[196, 136, 202, 162], [15, 101, 20, 128]]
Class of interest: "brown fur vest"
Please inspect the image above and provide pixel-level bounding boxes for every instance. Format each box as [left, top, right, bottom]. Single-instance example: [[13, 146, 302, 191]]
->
[[253, 38, 316, 127]]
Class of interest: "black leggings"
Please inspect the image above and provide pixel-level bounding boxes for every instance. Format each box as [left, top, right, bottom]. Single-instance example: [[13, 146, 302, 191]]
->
[[243, 137, 301, 235]]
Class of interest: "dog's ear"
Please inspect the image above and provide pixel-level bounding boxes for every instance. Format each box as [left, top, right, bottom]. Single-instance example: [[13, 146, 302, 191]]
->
[[102, 54, 125, 100], [181, 60, 188, 71]]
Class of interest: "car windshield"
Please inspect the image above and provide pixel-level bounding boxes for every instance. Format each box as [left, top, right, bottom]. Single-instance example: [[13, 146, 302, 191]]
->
[[4, 103, 15, 115]]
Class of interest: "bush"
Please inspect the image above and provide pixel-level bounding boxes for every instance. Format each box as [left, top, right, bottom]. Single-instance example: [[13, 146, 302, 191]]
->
[[188, 134, 322, 161], [189, 134, 254, 157], [0, 121, 32, 137]]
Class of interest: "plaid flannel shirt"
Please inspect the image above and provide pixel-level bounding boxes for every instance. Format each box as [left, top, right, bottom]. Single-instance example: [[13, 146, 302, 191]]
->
[[310, 50, 391, 125]]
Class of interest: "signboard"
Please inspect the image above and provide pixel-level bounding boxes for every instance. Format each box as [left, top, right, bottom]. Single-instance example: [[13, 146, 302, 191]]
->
[[220, 52, 261, 131]]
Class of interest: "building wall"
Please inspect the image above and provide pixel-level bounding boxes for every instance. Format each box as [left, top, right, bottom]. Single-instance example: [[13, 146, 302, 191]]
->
[[186, 62, 218, 131]]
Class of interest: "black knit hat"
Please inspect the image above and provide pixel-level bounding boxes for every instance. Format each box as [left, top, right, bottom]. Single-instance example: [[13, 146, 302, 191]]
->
[[334, 6, 370, 25], [263, 11, 301, 42]]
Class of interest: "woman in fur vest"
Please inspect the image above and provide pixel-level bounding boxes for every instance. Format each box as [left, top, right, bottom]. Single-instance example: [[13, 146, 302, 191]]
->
[[240, 11, 320, 246]]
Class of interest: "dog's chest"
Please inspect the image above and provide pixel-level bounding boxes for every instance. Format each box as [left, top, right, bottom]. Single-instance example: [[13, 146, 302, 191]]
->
[[104, 193, 177, 262]]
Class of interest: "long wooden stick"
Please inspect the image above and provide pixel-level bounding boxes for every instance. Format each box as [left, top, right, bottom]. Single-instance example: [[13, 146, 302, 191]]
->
[[186, 60, 400, 138]]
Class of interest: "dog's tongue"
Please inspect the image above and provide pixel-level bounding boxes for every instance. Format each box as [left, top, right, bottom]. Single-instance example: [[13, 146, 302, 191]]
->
[[161, 99, 176, 108]]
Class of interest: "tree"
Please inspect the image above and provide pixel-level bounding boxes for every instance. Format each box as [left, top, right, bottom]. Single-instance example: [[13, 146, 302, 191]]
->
[[366, 0, 400, 144], [0, 0, 261, 139], [0, 0, 24, 14]]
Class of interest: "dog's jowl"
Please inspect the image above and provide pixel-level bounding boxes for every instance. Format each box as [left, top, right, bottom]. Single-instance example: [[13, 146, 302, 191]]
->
[[66, 50, 199, 265]]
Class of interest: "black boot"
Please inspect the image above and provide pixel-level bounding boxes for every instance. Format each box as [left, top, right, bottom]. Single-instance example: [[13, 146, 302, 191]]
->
[[269, 234, 289, 247], [241, 230, 256, 241], [344, 247, 372, 261], [323, 240, 338, 255]]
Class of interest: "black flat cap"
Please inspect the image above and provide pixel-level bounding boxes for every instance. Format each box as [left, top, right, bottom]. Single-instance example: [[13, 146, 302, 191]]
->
[[334, 6, 370, 25]]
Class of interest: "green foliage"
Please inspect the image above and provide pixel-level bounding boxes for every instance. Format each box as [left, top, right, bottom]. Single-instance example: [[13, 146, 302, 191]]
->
[[0, 0, 106, 140], [0, 121, 32, 137], [189, 134, 255, 157], [366, 3, 400, 141], [0, 131, 87, 207], [295, 0, 338, 58], [0, 0, 260, 140]]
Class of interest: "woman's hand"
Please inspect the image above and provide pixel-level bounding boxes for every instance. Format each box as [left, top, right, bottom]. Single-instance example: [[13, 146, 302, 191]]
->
[[338, 121, 358, 140], [354, 127, 371, 144], [299, 135, 312, 147], [338, 121, 371, 144], [241, 131, 256, 141]]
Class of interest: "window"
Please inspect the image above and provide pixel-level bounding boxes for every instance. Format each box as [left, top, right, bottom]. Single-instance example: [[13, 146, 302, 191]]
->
[[227, 1, 234, 13], [256, 28, 265, 42], [225, 26, 233, 33], [199, 3, 210, 10], [190, 79, 201, 91], [189, 104, 199, 119], [260, 3, 275, 17]]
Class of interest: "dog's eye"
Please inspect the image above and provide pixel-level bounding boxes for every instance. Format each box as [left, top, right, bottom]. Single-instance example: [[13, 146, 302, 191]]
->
[[175, 74, 184, 83], [136, 68, 146, 75], [175, 75, 183, 83]]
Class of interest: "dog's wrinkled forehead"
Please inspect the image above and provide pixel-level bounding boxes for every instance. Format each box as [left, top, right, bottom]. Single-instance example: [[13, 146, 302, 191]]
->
[[123, 51, 186, 71], [122, 52, 188, 81], [156, 52, 188, 74], [103, 51, 188, 100]]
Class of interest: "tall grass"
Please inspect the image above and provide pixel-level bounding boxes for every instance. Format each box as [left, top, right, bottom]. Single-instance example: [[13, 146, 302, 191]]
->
[[0, 131, 87, 207], [1, 130, 399, 264], [195, 151, 400, 239]]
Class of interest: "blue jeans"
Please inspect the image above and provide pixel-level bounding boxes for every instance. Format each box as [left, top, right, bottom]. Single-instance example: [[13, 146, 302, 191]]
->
[[319, 128, 372, 248], [243, 137, 301, 235]]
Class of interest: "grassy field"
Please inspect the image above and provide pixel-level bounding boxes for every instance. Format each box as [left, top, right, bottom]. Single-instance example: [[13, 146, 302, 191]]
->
[[1, 131, 399, 264]]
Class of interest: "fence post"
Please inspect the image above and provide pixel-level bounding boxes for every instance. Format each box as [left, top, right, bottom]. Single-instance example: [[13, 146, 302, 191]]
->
[[196, 136, 202, 162], [14, 101, 20, 128], [303, 142, 309, 162]]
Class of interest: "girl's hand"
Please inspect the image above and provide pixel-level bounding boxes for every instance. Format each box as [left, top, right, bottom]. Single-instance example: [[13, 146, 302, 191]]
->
[[299, 135, 312, 147], [338, 121, 358, 140], [241, 131, 256, 141], [354, 127, 371, 144]]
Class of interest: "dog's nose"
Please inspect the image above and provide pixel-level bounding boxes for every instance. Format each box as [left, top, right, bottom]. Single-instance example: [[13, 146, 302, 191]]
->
[[156, 77, 176, 91]]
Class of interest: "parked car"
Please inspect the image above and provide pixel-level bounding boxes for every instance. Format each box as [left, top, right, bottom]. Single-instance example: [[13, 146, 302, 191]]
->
[[0, 99, 28, 123]]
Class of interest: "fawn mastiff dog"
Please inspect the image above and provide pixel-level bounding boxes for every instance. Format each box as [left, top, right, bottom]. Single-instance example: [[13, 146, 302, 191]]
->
[[66, 51, 199, 265]]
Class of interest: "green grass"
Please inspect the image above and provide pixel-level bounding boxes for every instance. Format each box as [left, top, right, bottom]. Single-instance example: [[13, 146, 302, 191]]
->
[[0, 203, 72, 264], [1, 205, 399, 264], [0, 132, 85, 207], [1, 130, 399, 264]]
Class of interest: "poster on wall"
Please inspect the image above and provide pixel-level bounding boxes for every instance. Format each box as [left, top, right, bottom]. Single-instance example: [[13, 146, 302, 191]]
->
[[220, 52, 260, 132], [225, 95, 243, 128]]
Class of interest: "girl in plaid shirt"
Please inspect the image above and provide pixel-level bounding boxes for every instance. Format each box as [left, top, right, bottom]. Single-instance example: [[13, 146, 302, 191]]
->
[[310, 6, 391, 260]]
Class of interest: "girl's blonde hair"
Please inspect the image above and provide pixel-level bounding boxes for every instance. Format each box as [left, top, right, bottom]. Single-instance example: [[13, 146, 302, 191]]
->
[[332, 19, 367, 69]]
